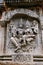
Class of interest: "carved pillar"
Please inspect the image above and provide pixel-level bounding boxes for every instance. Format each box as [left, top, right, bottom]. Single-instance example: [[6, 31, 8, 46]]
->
[[0, 25, 5, 54]]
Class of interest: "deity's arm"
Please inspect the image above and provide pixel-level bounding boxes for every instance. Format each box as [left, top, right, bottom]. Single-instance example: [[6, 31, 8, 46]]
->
[[10, 37, 19, 47]]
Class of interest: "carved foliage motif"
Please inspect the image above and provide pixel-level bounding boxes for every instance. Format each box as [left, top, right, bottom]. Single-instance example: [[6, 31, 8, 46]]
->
[[12, 53, 32, 63]]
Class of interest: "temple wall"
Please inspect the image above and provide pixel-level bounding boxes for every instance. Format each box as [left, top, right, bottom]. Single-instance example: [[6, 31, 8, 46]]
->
[[0, 8, 43, 65]]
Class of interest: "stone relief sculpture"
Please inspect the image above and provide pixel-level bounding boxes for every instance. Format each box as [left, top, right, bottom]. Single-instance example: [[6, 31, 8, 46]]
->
[[7, 18, 38, 53], [0, 9, 41, 54], [0, 9, 42, 63]]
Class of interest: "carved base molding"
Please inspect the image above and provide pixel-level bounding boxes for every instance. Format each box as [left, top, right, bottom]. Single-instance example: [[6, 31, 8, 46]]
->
[[0, 62, 43, 65], [0, 54, 43, 65]]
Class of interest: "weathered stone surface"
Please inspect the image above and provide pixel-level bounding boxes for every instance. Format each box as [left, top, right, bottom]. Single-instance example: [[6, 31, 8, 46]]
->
[[0, 8, 43, 65]]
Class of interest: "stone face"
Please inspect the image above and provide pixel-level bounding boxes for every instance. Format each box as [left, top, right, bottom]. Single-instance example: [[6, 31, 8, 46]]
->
[[0, 9, 43, 65]]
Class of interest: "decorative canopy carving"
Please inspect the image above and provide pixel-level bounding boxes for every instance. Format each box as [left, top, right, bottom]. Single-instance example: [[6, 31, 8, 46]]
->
[[0, 9, 39, 24]]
